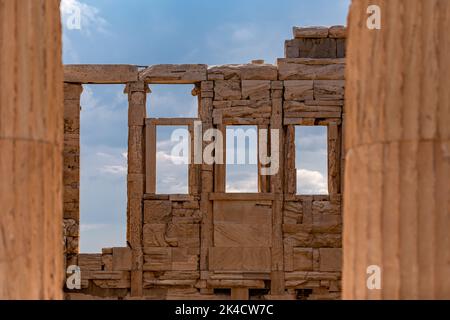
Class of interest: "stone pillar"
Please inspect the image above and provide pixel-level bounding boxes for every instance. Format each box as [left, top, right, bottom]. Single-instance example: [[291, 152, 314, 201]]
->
[[125, 81, 149, 297], [63, 84, 83, 268], [344, 0, 450, 299], [0, 0, 63, 299]]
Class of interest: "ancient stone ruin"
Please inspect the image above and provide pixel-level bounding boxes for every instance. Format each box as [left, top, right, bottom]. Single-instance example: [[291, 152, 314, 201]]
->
[[2, 0, 450, 301], [63, 26, 346, 300]]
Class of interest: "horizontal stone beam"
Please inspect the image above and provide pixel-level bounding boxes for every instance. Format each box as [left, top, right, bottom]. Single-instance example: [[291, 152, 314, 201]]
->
[[64, 64, 139, 83], [293, 25, 347, 39], [139, 64, 207, 83], [277, 58, 345, 80]]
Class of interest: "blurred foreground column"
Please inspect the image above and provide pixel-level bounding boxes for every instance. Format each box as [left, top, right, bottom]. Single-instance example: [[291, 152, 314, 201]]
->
[[0, 0, 63, 299], [344, 0, 450, 299]]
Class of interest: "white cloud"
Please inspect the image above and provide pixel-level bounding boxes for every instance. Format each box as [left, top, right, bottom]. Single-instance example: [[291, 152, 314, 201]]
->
[[80, 223, 109, 232], [155, 150, 189, 194], [148, 85, 198, 118], [226, 171, 258, 193], [205, 23, 284, 64], [101, 165, 127, 175], [60, 0, 108, 35], [297, 169, 328, 195], [231, 26, 255, 42]]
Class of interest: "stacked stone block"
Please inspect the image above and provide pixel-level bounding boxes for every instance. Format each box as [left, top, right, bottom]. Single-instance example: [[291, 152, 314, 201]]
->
[[285, 26, 346, 59]]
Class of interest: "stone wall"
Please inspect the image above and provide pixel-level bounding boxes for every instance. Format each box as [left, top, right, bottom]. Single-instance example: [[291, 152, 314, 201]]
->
[[0, 0, 64, 299], [63, 26, 345, 300]]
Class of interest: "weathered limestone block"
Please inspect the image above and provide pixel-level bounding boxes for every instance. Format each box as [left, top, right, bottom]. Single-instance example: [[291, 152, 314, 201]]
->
[[128, 95, 147, 126], [209, 247, 271, 272], [271, 89, 283, 99], [328, 25, 346, 39], [125, 81, 148, 93], [284, 80, 314, 101], [285, 271, 340, 281], [143, 247, 172, 271], [201, 81, 214, 92], [127, 126, 144, 174], [112, 247, 132, 271], [208, 64, 277, 80], [293, 26, 329, 39], [293, 248, 313, 271], [144, 271, 200, 281], [214, 80, 241, 100], [182, 201, 200, 210], [312, 201, 341, 215], [312, 214, 342, 234], [241, 64, 278, 80], [172, 207, 201, 224], [283, 202, 303, 224], [64, 99, 81, 121], [314, 80, 345, 100], [283, 224, 313, 247], [64, 65, 138, 83], [319, 248, 342, 272], [102, 254, 113, 271], [214, 106, 272, 120], [93, 279, 131, 289], [208, 65, 242, 80], [290, 38, 338, 59], [208, 279, 266, 289], [304, 38, 337, 59], [144, 200, 171, 223], [305, 99, 344, 106], [128, 175, 144, 202], [336, 39, 346, 59], [172, 208, 195, 216], [271, 80, 284, 90], [213, 201, 272, 224], [312, 234, 341, 248], [82, 270, 129, 280], [172, 248, 199, 271], [64, 119, 79, 134], [284, 101, 342, 114], [63, 219, 79, 237], [143, 224, 169, 247], [214, 223, 272, 247], [285, 39, 300, 58], [64, 83, 83, 100], [79, 254, 102, 271], [139, 64, 207, 83], [241, 80, 271, 100], [65, 237, 79, 254], [278, 58, 345, 80], [166, 223, 200, 247], [230, 100, 272, 108]]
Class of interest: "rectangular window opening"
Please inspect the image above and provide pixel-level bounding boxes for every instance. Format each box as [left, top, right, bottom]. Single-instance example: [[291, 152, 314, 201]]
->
[[295, 126, 328, 195], [156, 125, 190, 194], [147, 84, 198, 118], [79, 84, 128, 253], [225, 125, 258, 193]]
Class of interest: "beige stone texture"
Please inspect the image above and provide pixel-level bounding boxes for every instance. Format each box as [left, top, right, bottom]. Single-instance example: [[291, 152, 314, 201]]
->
[[139, 64, 207, 83], [344, 0, 450, 299], [0, 0, 63, 299], [64, 65, 138, 83]]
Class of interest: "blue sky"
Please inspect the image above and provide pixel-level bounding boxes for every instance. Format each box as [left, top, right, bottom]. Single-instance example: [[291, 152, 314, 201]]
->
[[61, 0, 350, 252]]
